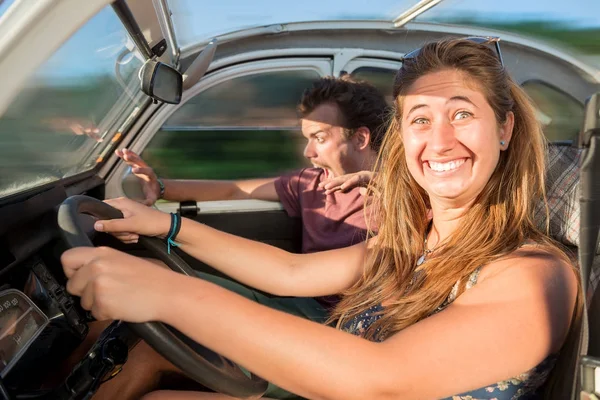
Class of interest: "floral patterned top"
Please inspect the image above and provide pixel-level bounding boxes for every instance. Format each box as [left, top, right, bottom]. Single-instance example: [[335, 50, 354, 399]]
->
[[341, 267, 557, 399]]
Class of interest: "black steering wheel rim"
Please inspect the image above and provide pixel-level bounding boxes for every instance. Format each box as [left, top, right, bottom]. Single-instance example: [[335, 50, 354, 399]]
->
[[57, 195, 268, 398]]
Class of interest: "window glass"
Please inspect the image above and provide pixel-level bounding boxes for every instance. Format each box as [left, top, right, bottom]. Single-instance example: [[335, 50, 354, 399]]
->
[[144, 70, 321, 179], [351, 66, 396, 105], [143, 129, 307, 180], [0, 6, 145, 198], [167, 0, 412, 49], [522, 80, 584, 143], [352, 68, 584, 143], [165, 70, 321, 128]]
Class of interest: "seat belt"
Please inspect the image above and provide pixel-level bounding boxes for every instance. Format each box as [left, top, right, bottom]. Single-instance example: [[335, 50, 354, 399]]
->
[[577, 93, 600, 400]]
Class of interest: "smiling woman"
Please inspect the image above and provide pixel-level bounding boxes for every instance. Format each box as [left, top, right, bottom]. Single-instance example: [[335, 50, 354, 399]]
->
[[59, 37, 580, 400], [0, 5, 145, 199], [1, 0, 599, 398]]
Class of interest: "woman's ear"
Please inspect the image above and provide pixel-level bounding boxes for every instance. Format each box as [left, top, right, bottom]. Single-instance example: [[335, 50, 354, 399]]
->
[[499, 111, 515, 150], [353, 127, 372, 151]]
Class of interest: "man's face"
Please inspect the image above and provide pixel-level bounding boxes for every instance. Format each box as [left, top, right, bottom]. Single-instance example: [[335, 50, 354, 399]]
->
[[300, 103, 361, 178]]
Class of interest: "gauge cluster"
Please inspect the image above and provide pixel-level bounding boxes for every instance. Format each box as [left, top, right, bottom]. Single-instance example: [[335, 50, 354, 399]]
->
[[0, 289, 48, 378], [0, 256, 90, 391]]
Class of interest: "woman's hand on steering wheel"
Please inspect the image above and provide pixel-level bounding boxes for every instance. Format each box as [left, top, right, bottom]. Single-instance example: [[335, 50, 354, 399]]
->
[[94, 197, 171, 243], [61, 246, 182, 322], [58, 195, 269, 397]]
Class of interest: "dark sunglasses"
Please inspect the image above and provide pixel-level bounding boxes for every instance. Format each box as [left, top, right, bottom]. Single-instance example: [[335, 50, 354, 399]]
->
[[401, 36, 504, 67]]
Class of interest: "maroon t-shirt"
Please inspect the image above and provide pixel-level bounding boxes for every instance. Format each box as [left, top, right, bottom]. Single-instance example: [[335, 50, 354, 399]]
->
[[274, 168, 370, 254], [274, 168, 371, 308]]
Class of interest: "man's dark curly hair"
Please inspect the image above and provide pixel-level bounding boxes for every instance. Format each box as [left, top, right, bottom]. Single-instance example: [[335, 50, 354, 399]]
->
[[297, 75, 390, 152]]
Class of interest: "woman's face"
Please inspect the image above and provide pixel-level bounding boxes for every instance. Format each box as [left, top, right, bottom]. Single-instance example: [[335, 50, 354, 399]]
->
[[400, 69, 513, 207]]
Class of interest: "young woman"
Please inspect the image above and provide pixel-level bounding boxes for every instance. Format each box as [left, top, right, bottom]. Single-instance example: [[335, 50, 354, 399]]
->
[[62, 37, 580, 399]]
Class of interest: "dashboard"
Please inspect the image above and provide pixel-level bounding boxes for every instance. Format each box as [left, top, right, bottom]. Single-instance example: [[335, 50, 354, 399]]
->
[[0, 183, 137, 399], [1, 248, 91, 393]]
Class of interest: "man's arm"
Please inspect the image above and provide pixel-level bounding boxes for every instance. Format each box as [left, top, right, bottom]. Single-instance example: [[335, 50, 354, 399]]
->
[[116, 148, 280, 203], [161, 177, 279, 202]]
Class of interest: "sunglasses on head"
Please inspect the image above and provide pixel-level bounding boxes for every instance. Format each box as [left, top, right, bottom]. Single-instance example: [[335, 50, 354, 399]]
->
[[401, 36, 504, 67]]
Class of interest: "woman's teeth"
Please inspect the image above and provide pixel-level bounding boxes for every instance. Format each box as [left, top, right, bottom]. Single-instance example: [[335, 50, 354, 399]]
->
[[428, 159, 465, 172]]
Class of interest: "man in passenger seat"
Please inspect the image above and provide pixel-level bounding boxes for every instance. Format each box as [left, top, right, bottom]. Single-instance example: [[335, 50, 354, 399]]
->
[[115, 75, 389, 320]]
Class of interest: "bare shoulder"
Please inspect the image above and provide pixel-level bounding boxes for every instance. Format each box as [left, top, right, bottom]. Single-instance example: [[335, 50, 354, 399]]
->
[[454, 245, 579, 352], [455, 244, 579, 316], [477, 245, 577, 291]]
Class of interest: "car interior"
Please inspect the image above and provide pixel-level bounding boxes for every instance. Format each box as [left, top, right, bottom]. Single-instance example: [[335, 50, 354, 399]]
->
[[1, 0, 600, 399]]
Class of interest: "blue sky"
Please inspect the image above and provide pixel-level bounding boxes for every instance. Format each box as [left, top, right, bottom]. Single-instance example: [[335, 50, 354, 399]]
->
[[1, 0, 598, 81], [2, 0, 599, 32], [416, 0, 600, 26], [169, 0, 600, 46]]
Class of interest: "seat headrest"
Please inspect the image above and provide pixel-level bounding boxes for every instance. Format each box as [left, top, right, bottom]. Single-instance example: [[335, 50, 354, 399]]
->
[[536, 144, 581, 248]]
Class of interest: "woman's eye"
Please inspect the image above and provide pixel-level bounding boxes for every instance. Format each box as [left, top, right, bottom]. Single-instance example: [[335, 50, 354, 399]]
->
[[316, 137, 325, 144], [413, 118, 428, 125], [455, 111, 473, 120]]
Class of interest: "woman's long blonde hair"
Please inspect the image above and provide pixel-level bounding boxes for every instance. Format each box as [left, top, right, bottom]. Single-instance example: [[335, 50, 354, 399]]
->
[[330, 38, 578, 341]]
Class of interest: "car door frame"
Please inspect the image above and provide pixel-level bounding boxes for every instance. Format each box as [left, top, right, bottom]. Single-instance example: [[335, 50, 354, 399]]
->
[[104, 56, 333, 212]]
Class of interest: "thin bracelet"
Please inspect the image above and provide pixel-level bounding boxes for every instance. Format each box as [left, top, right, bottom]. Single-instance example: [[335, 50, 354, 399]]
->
[[166, 212, 181, 254], [157, 177, 166, 199]]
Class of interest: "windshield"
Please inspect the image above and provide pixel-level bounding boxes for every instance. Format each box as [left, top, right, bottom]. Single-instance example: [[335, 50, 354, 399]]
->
[[416, 0, 600, 68], [0, 5, 146, 199], [168, 0, 416, 48], [170, 0, 600, 67]]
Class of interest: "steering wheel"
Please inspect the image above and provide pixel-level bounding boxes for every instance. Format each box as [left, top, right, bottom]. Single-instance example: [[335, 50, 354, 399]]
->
[[57, 195, 268, 398]]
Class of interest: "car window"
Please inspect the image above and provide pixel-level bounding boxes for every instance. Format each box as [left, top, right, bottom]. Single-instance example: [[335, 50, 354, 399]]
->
[[350, 66, 396, 106], [0, 6, 145, 198], [352, 67, 584, 144], [142, 70, 321, 180], [521, 80, 584, 143]]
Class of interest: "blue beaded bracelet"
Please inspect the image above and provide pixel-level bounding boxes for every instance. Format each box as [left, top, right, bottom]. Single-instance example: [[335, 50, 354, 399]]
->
[[166, 212, 181, 254]]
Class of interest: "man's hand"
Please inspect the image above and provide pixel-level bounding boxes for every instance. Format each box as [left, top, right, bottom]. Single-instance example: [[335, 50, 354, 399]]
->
[[94, 197, 171, 243], [61, 247, 179, 322], [116, 148, 161, 206], [318, 171, 374, 195]]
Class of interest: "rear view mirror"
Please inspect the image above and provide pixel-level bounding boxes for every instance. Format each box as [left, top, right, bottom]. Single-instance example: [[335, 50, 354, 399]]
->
[[140, 60, 182, 104]]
